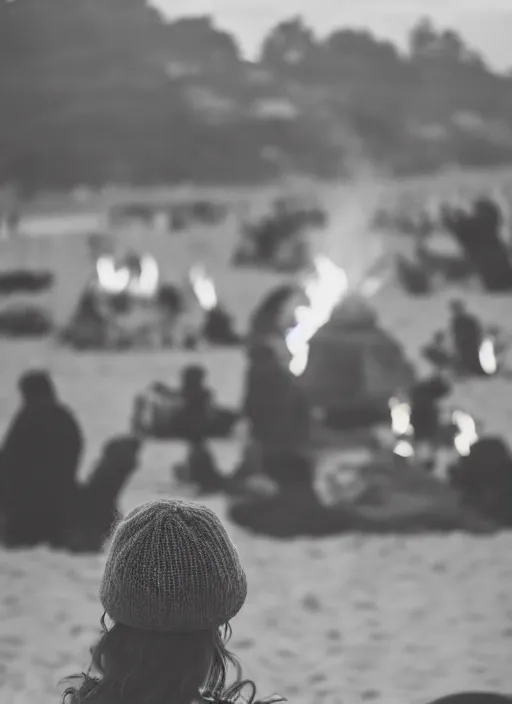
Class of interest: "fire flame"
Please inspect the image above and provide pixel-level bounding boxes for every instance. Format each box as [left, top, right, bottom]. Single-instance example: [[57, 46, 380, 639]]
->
[[189, 265, 218, 311], [389, 397, 413, 437], [452, 409, 478, 457], [285, 255, 348, 376], [97, 256, 129, 294], [394, 440, 415, 458], [96, 255, 159, 297], [479, 336, 497, 375]]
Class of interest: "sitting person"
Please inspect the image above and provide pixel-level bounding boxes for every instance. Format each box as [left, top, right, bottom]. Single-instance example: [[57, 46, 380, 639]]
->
[[409, 374, 452, 443], [449, 299, 485, 375], [61, 499, 281, 704], [175, 440, 225, 495], [132, 367, 236, 441], [422, 331, 454, 372], [228, 454, 354, 538], [67, 435, 142, 553], [203, 305, 240, 346], [0, 370, 83, 548], [448, 436, 512, 526], [179, 365, 214, 441], [396, 253, 430, 295]]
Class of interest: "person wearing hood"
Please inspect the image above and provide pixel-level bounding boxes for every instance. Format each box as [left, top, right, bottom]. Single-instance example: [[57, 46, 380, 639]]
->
[[0, 370, 83, 547]]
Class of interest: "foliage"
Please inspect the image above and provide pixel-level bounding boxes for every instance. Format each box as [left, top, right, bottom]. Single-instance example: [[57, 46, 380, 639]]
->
[[1, 0, 512, 190]]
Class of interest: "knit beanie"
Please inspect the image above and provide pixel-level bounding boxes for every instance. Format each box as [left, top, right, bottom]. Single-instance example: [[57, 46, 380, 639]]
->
[[99, 499, 247, 632]]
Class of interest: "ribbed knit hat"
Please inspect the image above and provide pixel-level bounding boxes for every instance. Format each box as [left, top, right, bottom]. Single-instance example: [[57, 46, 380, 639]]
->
[[99, 499, 247, 632]]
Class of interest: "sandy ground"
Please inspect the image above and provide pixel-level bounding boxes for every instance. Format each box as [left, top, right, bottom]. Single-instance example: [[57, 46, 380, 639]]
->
[[1, 199, 512, 704]]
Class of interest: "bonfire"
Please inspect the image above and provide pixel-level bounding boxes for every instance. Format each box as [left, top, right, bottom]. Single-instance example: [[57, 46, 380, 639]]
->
[[389, 395, 479, 460], [188, 265, 218, 312], [281, 251, 414, 432], [187, 265, 240, 346], [285, 255, 348, 377], [95, 253, 159, 299], [479, 335, 498, 375]]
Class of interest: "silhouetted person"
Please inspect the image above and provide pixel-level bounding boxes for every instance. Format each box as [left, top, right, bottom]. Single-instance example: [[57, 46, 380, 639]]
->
[[449, 436, 512, 526], [410, 375, 451, 442], [243, 342, 313, 486], [0, 370, 83, 548], [184, 440, 224, 494], [449, 300, 484, 375], [157, 283, 183, 316], [68, 435, 141, 553], [203, 306, 240, 346], [471, 197, 512, 291], [228, 454, 353, 538], [63, 287, 111, 349], [444, 198, 512, 291], [422, 332, 453, 372], [179, 365, 213, 441], [177, 365, 223, 485]]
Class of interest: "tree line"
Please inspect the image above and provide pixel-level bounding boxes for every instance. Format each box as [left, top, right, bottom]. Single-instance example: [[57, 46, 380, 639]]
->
[[1, 0, 512, 193]]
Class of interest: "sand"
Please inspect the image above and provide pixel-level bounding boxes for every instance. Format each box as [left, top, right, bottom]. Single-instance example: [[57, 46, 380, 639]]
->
[[1, 195, 512, 704]]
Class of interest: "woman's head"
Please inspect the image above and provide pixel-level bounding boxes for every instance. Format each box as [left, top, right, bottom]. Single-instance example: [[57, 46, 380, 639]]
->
[[19, 369, 56, 404], [63, 499, 266, 704], [99, 499, 247, 632]]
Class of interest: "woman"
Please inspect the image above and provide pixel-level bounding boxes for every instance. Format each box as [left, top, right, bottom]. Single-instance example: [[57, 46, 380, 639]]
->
[[62, 499, 283, 704]]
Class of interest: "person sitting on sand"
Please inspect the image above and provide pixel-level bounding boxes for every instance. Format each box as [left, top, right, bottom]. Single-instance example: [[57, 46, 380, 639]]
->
[[174, 365, 224, 492], [179, 365, 214, 440], [449, 299, 484, 375], [242, 341, 313, 487], [422, 331, 454, 372], [228, 454, 354, 538], [0, 370, 83, 548], [61, 499, 283, 704], [448, 436, 512, 527], [409, 375, 451, 439], [67, 435, 142, 553], [183, 440, 225, 495]]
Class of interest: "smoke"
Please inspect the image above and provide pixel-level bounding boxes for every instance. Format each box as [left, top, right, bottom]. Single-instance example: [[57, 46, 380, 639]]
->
[[299, 91, 394, 291], [273, 85, 395, 294]]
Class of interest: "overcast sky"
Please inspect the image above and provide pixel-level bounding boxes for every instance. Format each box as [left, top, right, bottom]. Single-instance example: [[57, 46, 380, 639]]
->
[[150, 0, 512, 72]]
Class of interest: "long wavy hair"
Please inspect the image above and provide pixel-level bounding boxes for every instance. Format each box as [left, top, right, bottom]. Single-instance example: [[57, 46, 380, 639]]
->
[[62, 613, 284, 704]]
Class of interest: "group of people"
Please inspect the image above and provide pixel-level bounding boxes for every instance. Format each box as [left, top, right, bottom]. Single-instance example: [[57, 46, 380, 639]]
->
[[0, 369, 140, 550], [0, 377, 508, 703], [393, 194, 512, 294], [441, 196, 512, 292], [233, 196, 326, 271], [422, 299, 504, 377], [167, 299, 511, 534]]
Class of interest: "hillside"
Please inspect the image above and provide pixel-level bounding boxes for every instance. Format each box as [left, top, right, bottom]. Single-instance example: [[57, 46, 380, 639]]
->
[[1, 1, 512, 191]]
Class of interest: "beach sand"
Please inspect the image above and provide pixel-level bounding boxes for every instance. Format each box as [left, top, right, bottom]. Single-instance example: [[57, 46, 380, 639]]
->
[[0, 198, 511, 704]]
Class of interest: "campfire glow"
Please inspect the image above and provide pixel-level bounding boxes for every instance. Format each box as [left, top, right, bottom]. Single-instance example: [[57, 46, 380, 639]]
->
[[286, 255, 348, 376], [96, 254, 159, 297], [189, 265, 218, 311], [96, 255, 130, 294], [389, 397, 413, 437], [452, 410, 478, 457], [394, 439, 415, 458], [479, 336, 498, 375]]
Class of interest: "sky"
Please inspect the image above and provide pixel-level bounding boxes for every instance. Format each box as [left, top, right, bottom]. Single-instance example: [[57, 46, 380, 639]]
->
[[150, 0, 512, 73]]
